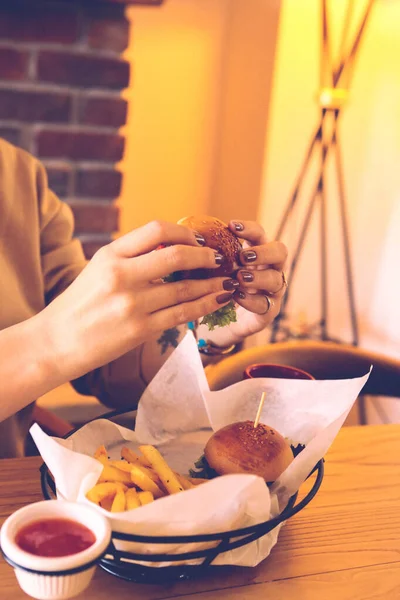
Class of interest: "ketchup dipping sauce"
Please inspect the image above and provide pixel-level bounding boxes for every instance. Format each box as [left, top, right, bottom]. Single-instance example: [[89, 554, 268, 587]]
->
[[16, 518, 96, 558], [1, 500, 112, 600]]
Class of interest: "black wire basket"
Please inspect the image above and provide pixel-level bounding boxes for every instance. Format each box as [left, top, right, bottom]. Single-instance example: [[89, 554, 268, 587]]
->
[[39, 408, 324, 584]]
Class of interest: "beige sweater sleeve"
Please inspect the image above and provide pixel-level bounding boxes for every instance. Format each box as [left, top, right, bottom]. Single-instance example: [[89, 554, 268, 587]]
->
[[36, 160, 146, 408]]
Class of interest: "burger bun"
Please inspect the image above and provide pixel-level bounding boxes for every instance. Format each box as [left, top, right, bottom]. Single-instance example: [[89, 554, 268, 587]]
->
[[204, 421, 293, 482], [178, 215, 242, 278]]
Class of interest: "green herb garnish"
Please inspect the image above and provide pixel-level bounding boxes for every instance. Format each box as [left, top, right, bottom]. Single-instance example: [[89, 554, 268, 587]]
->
[[189, 454, 218, 479], [200, 300, 237, 331]]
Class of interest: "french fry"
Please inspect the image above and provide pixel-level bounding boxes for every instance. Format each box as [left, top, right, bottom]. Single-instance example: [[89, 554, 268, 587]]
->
[[86, 482, 127, 505], [125, 488, 141, 511], [94, 445, 108, 465], [111, 489, 126, 513], [130, 464, 164, 498], [88, 443, 205, 512], [109, 460, 135, 473], [138, 491, 154, 506], [175, 472, 195, 490], [94, 445, 108, 460], [110, 460, 159, 484], [99, 496, 114, 512], [139, 445, 183, 495], [132, 462, 160, 484], [98, 464, 132, 485], [121, 446, 152, 468]]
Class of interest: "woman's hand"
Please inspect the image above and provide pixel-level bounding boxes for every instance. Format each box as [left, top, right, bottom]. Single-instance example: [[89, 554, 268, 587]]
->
[[41, 220, 239, 381], [203, 220, 288, 345]]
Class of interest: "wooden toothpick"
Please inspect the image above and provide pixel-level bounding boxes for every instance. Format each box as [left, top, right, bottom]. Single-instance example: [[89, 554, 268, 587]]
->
[[254, 391, 266, 428]]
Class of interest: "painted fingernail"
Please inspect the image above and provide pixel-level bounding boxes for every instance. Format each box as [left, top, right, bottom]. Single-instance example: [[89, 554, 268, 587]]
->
[[216, 292, 233, 304], [194, 232, 206, 246], [233, 221, 244, 232], [214, 252, 224, 265], [242, 250, 257, 263], [223, 279, 240, 291], [236, 291, 246, 300], [240, 270, 254, 283]]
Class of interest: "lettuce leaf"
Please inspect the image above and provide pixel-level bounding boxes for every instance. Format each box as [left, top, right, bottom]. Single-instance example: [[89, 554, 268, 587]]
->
[[200, 300, 237, 330], [188, 454, 218, 479]]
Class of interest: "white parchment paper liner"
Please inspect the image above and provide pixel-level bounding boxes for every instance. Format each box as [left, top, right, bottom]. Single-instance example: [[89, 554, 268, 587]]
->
[[31, 332, 371, 567]]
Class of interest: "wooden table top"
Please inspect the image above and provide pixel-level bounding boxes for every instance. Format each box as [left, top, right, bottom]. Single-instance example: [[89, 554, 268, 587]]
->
[[1, 424, 399, 599]]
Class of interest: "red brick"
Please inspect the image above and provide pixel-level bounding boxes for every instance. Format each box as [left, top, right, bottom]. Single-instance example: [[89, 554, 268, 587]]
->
[[81, 239, 111, 260], [76, 169, 122, 198], [36, 130, 125, 162], [69, 203, 119, 234], [46, 166, 72, 198], [78, 95, 127, 127], [0, 3, 79, 44], [87, 15, 129, 53], [0, 89, 71, 123], [38, 52, 130, 90], [0, 48, 29, 81], [0, 126, 22, 147]]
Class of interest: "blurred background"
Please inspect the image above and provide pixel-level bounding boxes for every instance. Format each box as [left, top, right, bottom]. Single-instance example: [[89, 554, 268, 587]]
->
[[1, 0, 399, 424]]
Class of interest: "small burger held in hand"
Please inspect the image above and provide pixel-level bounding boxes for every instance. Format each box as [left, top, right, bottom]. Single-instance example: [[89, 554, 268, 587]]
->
[[190, 421, 294, 484], [176, 216, 243, 330]]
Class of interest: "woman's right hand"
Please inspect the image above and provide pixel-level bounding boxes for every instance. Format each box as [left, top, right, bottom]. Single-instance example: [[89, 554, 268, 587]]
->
[[40, 220, 238, 381]]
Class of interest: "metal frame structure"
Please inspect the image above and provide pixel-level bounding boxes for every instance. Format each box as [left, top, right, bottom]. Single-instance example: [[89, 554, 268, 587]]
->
[[270, 0, 375, 345]]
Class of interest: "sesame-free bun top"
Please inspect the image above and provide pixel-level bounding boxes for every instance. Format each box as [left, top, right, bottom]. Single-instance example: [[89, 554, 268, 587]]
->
[[177, 216, 242, 278], [204, 421, 294, 482]]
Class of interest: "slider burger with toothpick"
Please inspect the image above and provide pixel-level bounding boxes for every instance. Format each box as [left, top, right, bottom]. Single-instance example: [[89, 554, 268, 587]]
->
[[190, 394, 294, 483]]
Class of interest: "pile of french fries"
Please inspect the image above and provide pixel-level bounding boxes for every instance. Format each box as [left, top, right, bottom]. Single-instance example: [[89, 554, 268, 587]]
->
[[86, 444, 207, 513]]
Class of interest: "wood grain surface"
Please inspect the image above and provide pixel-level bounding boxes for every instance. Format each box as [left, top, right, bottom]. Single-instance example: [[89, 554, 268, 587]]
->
[[1, 424, 399, 600]]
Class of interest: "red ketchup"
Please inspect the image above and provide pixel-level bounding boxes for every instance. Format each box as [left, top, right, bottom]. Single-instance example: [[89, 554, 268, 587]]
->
[[16, 518, 96, 558]]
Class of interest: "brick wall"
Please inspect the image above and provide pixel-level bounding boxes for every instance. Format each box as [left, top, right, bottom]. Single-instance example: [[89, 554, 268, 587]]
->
[[0, 1, 131, 258]]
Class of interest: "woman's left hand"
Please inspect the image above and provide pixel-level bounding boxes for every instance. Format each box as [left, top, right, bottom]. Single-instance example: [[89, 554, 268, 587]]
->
[[204, 220, 288, 345]]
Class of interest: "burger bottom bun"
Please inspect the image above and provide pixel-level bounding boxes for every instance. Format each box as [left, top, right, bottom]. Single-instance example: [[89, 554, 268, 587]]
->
[[204, 421, 294, 482]]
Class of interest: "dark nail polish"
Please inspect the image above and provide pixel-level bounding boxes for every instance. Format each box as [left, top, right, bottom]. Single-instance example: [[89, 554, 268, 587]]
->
[[194, 232, 206, 246], [216, 292, 233, 304], [214, 252, 224, 265], [240, 270, 254, 283], [236, 291, 246, 300], [233, 221, 244, 232], [223, 279, 240, 291], [242, 250, 257, 263]]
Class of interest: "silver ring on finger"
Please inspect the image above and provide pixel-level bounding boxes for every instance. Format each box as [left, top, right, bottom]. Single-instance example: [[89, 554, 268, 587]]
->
[[261, 294, 274, 315]]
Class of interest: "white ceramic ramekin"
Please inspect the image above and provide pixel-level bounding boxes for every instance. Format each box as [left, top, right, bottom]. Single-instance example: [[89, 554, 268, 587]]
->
[[0, 500, 112, 600]]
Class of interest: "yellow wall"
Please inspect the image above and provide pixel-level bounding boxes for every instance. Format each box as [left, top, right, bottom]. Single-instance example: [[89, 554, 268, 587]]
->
[[259, 0, 400, 358], [119, 0, 280, 232], [119, 0, 230, 232], [211, 0, 281, 223]]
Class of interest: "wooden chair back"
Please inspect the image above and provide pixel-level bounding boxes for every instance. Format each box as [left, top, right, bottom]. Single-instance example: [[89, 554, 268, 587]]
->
[[206, 341, 400, 424]]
